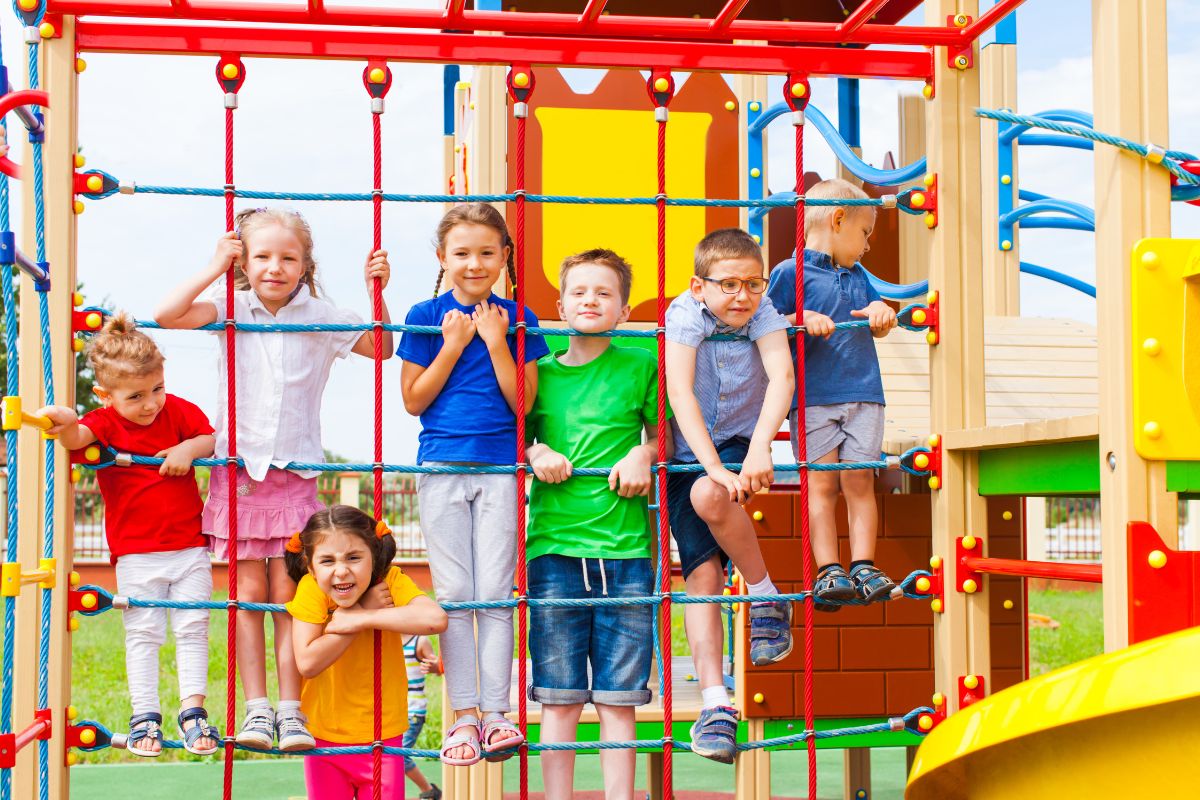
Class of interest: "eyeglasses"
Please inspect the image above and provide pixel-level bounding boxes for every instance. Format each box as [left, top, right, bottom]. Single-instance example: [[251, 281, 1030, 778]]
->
[[700, 276, 768, 295]]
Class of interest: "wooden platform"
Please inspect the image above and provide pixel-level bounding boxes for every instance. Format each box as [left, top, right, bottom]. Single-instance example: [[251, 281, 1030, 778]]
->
[[880, 315, 1099, 454]]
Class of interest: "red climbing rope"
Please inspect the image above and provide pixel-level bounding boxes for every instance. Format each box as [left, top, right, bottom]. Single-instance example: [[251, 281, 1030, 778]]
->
[[649, 70, 673, 800], [786, 75, 817, 800], [510, 66, 531, 800], [369, 75, 385, 800], [221, 82, 238, 800]]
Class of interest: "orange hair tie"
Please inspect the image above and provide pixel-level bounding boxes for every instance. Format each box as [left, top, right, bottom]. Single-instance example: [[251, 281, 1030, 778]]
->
[[375, 520, 392, 539], [285, 531, 303, 554]]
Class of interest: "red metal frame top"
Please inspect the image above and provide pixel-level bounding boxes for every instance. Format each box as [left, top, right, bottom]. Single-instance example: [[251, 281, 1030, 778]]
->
[[55, 0, 1030, 76]]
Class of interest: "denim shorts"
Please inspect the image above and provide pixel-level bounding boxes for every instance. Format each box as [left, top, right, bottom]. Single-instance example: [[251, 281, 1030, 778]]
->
[[666, 436, 750, 579], [401, 713, 426, 773], [528, 554, 653, 707]]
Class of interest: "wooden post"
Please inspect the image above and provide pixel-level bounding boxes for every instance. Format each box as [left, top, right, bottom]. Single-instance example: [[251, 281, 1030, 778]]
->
[[897, 93, 927, 285], [339, 472, 361, 507], [979, 40, 1021, 315], [733, 68, 768, 239], [1091, 0, 1174, 650], [12, 15, 80, 797], [925, 0, 990, 711], [646, 750, 664, 800], [843, 748, 871, 800], [1025, 497, 1048, 561]]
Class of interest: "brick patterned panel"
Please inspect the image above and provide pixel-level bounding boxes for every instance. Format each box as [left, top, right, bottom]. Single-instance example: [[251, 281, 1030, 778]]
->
[[880, 492, 933, 538], [840, 627, 931, 671], [810, 672, 886, 717], [885, 670, 935, 716], [743, 671, 796, 718], [745, 492, 795, 539], [990, 623, 1025, 670], [742, 626, 839, 672]]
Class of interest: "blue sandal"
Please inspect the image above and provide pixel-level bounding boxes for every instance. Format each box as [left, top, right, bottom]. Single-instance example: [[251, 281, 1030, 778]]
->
[[850, 564, 897, 602], [178, 707, 221, 756], [127, 712, 163, 758], [813, 564, 855, 612]]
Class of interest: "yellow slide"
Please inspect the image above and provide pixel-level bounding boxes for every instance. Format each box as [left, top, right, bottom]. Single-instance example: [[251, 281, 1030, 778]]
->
[[906, 627, 1200, 799]]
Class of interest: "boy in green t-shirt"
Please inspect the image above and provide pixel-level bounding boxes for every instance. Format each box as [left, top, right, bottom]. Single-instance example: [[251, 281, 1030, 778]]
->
[[527, 248, 672, 800]]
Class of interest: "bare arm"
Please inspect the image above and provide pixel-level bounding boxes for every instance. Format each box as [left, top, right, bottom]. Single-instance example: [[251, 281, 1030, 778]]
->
[[36, 406, 96, 450], [155, 434, 216, 477], [400, 310, 477, 416], [664, 341, 720, 471], [154, 233, 236, 329], [609, 420, 671, 498], [352, 249, 394, 359], [324, 595, 449, 637], [736, 330, 795, 493], [292, 617, 357, 679]]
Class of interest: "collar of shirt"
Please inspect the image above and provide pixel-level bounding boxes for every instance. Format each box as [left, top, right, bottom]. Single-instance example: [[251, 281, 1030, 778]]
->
[[441, 291, 500, 314], [244, 285, 314, 317], [802, 250, 838, 272]]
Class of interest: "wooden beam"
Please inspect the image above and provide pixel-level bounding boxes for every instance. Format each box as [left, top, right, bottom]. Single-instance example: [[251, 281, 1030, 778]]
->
[[1091, 0, 1174, 650], [897, 92, 927, 285]]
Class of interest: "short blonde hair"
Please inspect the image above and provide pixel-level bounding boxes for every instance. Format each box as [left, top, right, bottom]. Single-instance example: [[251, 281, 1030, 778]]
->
[[234, 207, 320, 298], [804, 178, 873, 236], [87, 312, 165, 387], [560, 249, 633, 304], [693, 228, 763, 278]]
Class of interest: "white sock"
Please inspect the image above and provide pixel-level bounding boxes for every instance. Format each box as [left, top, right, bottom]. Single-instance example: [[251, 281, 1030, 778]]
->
[[277, 700, 302, 717], [245, 697, 272, 713], [746, 576, 778, 598], [701, 686, 732, 710]]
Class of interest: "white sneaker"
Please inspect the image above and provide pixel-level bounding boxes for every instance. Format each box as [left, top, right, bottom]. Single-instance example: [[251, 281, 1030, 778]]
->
[[276, 710, 316, 752], [235, 707, 275, 750]]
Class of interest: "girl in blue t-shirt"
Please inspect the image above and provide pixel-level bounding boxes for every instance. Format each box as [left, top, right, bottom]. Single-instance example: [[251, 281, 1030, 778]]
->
[[398, 202, 548, 766]]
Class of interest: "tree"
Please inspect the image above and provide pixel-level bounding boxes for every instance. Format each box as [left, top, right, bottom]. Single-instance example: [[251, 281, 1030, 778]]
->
[[0, 280, 102, 417]]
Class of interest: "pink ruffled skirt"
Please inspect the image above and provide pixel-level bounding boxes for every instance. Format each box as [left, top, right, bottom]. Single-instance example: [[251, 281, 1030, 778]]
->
[[203, 467, 325, 561]]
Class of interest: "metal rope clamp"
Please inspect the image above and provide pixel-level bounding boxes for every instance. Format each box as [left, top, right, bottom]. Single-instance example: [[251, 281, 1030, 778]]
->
[[363, 62, 393, 115], [215, 56, 246, 110], [645, 69, 674, 121], [783, 73, 811, 125], [506, 64, 535, 118], [1144, 142, 1166, 165]]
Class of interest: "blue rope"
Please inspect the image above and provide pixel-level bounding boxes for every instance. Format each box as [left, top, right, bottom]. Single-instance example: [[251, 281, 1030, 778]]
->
[[73, 706, 930, 757], [104, 187, 903, 209], [82, 444, 934, 479], [77, 571, 933, 616]]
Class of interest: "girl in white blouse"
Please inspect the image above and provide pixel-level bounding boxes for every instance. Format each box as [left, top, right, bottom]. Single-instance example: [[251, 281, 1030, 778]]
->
[[155, 208, 392, 753]]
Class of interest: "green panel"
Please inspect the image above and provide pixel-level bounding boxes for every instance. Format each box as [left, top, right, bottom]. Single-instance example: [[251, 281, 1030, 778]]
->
[[977, 439, 1100, 496], [763, 717, 922, 750], [1166, 460, 1200, 495]]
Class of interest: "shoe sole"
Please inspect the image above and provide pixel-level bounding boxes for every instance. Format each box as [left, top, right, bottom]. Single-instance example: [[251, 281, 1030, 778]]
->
[[234, 732, 274, 750], [751, 636, 794, 666], [278, 736, 317, 752], [859, 583, 897, 603], [815, 587, 858, 601], [689, 742, 736, 765]]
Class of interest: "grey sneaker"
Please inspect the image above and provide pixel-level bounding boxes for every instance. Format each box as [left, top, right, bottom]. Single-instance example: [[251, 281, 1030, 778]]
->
[[276, 710, 316, 752], [749, 599, 793, 666], [234, 707, 274, 750], [419, 784, 443, 800]]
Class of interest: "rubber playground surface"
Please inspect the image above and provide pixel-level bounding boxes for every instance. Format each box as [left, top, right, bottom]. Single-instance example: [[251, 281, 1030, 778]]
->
[[71, 747, 911, 799]]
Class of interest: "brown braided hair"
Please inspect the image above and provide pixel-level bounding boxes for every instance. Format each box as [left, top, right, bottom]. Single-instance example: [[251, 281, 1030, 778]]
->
[[432, 203, 516, 298]]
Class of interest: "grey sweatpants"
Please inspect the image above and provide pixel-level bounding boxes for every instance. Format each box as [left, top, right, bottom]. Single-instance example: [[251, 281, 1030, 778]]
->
[[417, 467, 517, 713]]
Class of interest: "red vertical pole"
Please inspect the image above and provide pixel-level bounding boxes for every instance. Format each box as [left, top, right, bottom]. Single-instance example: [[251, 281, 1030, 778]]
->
[[215, 55, 245, 800], [784, 73, 816, 799], [363, 62, 393, 800], [506, 65, 535, 800], [647, 69, 674, 800]]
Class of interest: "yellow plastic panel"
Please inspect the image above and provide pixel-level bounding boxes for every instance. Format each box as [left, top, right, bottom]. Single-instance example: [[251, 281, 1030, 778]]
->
[[1131, 238, 1200, 459], [535, 107, 711, 311]]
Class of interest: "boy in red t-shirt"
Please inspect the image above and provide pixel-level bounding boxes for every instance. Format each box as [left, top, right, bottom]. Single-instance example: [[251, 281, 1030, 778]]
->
[[39, 312, 220, 759]]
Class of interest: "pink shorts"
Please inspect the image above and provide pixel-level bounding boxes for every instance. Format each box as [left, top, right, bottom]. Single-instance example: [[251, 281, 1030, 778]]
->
[[305, 735, 407, 799], [202, 467, 325, 561]]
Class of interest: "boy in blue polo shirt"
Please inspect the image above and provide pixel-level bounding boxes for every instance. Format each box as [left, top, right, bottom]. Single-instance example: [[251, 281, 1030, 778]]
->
[[766, 178, 898, 610]]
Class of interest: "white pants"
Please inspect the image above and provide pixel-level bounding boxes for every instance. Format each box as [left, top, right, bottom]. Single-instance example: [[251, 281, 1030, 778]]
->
[[115, 547, 213, 717]]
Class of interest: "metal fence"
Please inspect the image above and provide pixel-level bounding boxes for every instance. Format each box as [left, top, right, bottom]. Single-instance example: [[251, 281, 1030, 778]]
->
[[72, 470, 424, 563], [1039, 496, 1196, 562]]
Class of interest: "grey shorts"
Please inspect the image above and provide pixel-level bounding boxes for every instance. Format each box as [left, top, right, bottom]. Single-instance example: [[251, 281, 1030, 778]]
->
[[790, 402, 885, 463]]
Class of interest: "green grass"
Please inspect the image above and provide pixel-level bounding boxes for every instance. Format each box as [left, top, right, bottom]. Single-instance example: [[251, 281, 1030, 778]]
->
[[1027, 586, 1104, 676]]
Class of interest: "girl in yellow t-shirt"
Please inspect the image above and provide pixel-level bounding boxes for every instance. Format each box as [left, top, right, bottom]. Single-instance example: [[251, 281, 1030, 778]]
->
[[285, 504, 448, 798]]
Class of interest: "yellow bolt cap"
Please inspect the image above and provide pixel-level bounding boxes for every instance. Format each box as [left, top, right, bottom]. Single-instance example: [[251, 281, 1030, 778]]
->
[[912, 309, 927, 325], [916, 577, 931, 593], [724, 100, 736, 111], [923, 173, 935, 188], [654, 77, 669, 93], [85, 312, 102, 329], [932, 692, 944, 707], [929, 555, 942, 570], [752, 510, 763, 522], [69, 570, 80, 586], [84, 445, 100, 462], [222, 63, 239, 80], [910, 192, 925, 208], [67, 705, 78, 720], [17, 0, 36, 10], [752, 234, 761, 244], [1140, 250, 1160, 269], [962, 578, 978, 594], [81, 593, 97, 609], [68, 617, 79, 632], [914, 453, 930, 470], [86, 173, 104, 193], [753, 692, 764, 703], [512, 71, 529, 88], [955, 55, 969, 69], [1143, 338, 1162, 356], [926, 290, 939, 305], [928, 434, 941, 448], [1148, 549, 1167, 569], [1002, 511, 1013, 521], [963, 674, 979, 690], [39, 21, 54, 37], [74, 154, 86, 168], [1001, 174, 1011, 185], [750, 168, 761, 179], [1143, 421, 1162, 439], [369, 67, 386, 84], [962, 535, 977, 550], [722, 587, 731, 596], [72, 291, 83, 307], [749, 102, 760, 112], [75, 58, 87, 74], [954, 13, 969, 26], [72, 338, 84, 353], [918, 714, 933, 731], [922, 84, 933, 99], [70, 466, 81, 483], [79, 728, 96, 745], [925, 212, 937, 229], [1003, 599, 1014, 609], [1001, 240, 1012, 251], [928, 475, 941, 490], [926, 331, 939, 345], [73, 200, 85, 214], [790, 82, 806, 98], [931, 598, 944, 613], [66, 752, 77, 767]]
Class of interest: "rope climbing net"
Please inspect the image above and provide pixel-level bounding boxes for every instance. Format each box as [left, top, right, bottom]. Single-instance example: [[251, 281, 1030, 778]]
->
[[0, 24, 968, 800]]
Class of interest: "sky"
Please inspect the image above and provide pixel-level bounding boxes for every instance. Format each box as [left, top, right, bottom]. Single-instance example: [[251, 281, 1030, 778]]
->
[[1, 0, 1197, 465]]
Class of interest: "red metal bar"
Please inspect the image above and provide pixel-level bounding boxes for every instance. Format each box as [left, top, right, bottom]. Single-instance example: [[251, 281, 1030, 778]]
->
[[960, 555, 1102, 583], [710, 0, 749, 33], [444, 0, 464, 23], [74, 22, 934, 79], [579, 0, 607, 27], [839, 0, 893, 39], [49, 0, 1002, 47], [0, 718, 51, 769], [962, 0, 1029, 40]]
